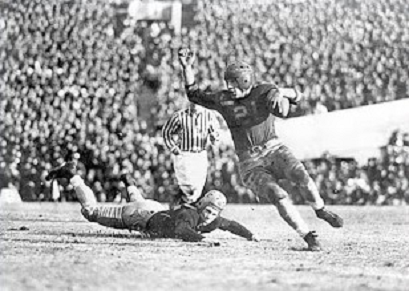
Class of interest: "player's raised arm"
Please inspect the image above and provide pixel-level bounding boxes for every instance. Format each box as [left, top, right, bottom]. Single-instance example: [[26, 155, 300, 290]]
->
[[178, 48, 196, 86], [178, 48, 220, 110]]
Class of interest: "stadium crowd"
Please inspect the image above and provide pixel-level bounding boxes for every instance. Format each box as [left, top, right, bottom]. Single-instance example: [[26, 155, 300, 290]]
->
[[1, 0, 409, 205], [304, 130, 409, 206]]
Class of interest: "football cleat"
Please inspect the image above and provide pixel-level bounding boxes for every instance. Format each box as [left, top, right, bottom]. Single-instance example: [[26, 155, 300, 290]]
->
[[45, 162, 76, 181], [303, 231, 321, 252], [316, 208, 344, 228]]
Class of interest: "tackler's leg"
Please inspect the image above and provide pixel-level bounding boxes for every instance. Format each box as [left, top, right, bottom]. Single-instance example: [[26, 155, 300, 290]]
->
[[71, 176, 126, 229], [119, 173, 166, 231], [46, 162, 125, 229], [280, 146, 344, 228], [120, 173, 145, 203], [243, 168, 321, 251], [46, 162, 96, 208]]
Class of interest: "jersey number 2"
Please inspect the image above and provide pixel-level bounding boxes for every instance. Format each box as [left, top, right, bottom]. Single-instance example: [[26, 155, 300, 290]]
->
[[233, 101, 258, 120]]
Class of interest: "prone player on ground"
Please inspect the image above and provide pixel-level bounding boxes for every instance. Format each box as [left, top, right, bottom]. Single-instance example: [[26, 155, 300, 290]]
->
[[45, 162, 259, 244], [178, 48, 343, 251]]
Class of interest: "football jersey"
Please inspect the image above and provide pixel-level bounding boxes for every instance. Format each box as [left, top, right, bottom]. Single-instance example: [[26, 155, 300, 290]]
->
[[186, 83, 282, 152], [146, 207, 254, 242]]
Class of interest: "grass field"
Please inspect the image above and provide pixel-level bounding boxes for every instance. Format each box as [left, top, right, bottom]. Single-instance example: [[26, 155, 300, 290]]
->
[[1, 203, 408, 291]]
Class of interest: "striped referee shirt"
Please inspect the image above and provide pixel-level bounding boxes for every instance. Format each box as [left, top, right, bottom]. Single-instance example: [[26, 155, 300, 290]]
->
[[162, 107, 219, 152]]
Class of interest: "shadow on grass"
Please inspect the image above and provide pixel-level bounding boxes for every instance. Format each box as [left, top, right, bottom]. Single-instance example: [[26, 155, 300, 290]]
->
[[6, 229, 155, 239], [1, 217, 88, 223], [2, 235, 185, 247], [2, 236, 231, 249], [289, 247, 320, 252]]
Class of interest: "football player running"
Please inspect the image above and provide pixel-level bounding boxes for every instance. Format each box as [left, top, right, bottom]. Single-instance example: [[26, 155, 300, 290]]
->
[[45, 162, 259, 244], [178, 48, 343, 251]]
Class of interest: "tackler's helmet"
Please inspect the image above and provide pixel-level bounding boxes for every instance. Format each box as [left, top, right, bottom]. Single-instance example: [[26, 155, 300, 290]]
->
[[224, 61, 254, 90], [197, 190, 227, 212]]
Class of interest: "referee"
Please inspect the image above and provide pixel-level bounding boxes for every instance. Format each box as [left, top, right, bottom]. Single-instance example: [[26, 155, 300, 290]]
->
[[162, 102, 219, 208]]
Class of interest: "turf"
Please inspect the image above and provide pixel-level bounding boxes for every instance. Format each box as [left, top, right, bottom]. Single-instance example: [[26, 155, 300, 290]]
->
[[1, 203, 408, 291]]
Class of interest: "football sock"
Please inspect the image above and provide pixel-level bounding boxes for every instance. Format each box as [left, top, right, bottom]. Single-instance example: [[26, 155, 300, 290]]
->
[[305, 178, 325, 210], [126, 185, 144, 202], [92, 205, 125, 229], [70, 175, 97, 208]]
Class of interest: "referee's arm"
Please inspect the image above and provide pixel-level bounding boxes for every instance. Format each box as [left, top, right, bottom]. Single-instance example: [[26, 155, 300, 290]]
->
[[208, 112, 220, 142], [162, 113, 180, 152]]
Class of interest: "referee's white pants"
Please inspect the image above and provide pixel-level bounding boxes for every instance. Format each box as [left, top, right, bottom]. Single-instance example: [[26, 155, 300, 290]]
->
[[172, 151, 208, 203]]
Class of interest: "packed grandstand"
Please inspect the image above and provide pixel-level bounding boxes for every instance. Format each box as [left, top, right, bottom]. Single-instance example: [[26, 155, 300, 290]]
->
[[1, 0, 409, 204]]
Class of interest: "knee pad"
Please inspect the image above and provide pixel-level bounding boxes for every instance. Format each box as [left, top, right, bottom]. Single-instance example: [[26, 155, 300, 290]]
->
[[122, 200, 165, 230], [259, 182, 289, 205]]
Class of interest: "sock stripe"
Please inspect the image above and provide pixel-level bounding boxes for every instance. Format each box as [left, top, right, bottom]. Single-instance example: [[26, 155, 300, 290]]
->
[[99, 206, 123, 219]]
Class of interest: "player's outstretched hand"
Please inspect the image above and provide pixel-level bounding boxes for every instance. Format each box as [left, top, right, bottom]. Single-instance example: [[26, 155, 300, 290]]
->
[[178, 48, 196, 68], [250, 234, 260, 242]]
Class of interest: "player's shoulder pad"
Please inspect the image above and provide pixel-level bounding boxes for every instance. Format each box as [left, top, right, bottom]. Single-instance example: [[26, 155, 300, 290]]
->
[[175, 207, 201, 225], [219, 89, 235, 101], [250, 83, 277, 97], [257, 83, 278, 90]]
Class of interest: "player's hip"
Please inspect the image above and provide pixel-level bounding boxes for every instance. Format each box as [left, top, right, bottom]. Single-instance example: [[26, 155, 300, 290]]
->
[[238, 142, 302, 179], [237, 138, 283, 166], [122, 200, 166, 231]]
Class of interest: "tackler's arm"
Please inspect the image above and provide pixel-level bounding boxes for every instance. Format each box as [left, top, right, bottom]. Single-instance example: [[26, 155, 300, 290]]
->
[[218, 217, 259, 241]]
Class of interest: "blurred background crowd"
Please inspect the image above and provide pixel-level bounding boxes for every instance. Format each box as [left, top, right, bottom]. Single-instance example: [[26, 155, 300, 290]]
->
[[1, 0, 409, 205]]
